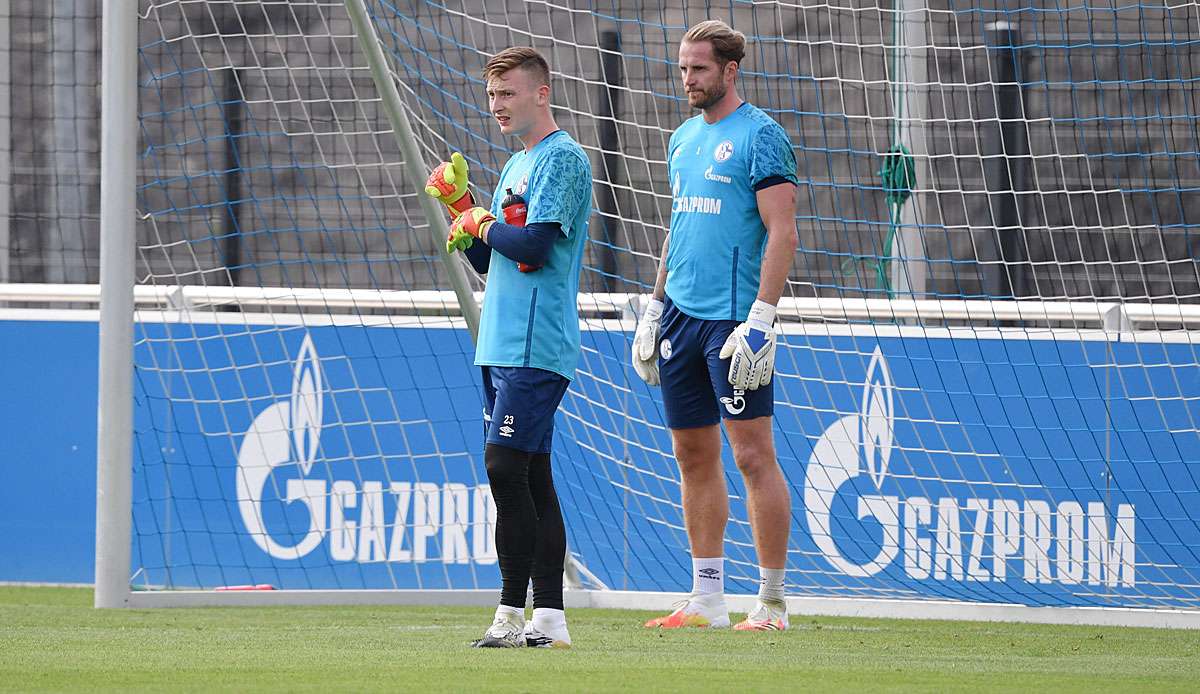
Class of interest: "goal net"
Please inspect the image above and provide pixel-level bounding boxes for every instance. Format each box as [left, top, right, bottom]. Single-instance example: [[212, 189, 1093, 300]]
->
[[110, 0, 1200, 623]]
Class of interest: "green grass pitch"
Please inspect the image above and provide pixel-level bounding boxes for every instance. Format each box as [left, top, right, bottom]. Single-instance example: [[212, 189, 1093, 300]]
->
[[1, 586, 1197, 692]]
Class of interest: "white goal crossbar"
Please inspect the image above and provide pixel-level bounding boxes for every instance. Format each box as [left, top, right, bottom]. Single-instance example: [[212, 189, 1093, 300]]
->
[[5, 283, 1200, 330]]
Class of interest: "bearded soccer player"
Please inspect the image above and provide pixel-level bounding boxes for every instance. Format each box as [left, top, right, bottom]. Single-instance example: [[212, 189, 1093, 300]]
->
[[633, 20, 799, 631], [425, 47, 592, 648]]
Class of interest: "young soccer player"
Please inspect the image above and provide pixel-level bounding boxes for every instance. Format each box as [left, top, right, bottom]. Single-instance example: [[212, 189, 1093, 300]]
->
[[425, 47, 592, 648], [632, 20, 799, 631]]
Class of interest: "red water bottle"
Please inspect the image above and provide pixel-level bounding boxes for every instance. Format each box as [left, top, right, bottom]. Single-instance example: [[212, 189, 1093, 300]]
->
[[501, 188, 540, 273]]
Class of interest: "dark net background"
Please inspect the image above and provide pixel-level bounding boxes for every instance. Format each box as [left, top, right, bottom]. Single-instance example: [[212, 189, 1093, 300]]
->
[[0, 1, 1196, 305]]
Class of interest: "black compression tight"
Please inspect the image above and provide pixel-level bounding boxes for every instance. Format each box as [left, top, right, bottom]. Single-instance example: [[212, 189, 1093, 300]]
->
[[528, 451, 566, 610], [484, 444, 566, 611]]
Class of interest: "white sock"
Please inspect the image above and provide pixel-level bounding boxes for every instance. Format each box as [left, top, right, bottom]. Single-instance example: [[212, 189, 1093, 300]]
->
[[691, 557, 724, 597], [532, 607, 570, 644], [758, 567, 786, 604], [494, 604, 523, 624]]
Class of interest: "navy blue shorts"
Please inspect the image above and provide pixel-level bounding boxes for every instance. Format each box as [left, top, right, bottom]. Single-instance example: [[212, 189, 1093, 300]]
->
[[658, 296, 774, 429], [481, 366, 570, 453]]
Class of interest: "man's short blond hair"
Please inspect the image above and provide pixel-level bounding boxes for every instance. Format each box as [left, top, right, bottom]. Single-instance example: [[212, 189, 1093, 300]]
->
[[483, 47, 551, 86], [683, 20, 746, 67]]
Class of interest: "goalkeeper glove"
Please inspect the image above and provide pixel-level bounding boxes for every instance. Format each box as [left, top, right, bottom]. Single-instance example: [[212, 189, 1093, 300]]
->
[[719, 300, 777, 391], [424, 152, 476, 219], [446, 206, 495, 254], [631, 297, 664, 386]]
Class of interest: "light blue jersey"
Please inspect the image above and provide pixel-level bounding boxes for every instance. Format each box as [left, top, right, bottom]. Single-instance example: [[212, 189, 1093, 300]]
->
[[665, 102, 798, 321], [474, 130, 592, 380]]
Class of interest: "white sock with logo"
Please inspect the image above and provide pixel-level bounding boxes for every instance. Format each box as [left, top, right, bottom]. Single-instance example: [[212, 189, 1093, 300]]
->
[[531, 607, 570, 645], [758, 567, 786, 604], [691, 557, 724, 598]]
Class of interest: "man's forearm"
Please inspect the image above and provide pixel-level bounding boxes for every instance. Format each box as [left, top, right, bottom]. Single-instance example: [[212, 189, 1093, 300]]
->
[[482, 220, 559, 267], [463, 238, 491, 275], [754, 182, 799, 307], [651, 232, 670, 301], [756, 223, 797, 306]]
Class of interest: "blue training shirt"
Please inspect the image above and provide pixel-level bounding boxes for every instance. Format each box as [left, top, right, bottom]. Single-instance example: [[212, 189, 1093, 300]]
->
[[665, 102, 798, 321], [474, 130, 592, 380]]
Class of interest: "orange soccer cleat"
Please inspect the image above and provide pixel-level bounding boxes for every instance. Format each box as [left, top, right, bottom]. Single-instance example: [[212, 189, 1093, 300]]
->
[[644, 594, 730, 629], [732, 599, 789, 631]]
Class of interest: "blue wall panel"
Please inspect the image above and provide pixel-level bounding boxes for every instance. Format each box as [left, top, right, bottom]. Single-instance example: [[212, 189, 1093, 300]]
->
[[0, 321, 98, 582], [2, 317, 1198, 610]]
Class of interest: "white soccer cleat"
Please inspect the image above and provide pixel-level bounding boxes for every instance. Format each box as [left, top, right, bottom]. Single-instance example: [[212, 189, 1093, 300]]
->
[[643, 593, 731, 629], [471, 608, 526, 648], [733, 599, 789, 631]]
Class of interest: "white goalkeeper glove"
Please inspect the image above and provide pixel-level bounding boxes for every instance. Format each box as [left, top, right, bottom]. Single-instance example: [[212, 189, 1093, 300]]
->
[[631, 297, 665, 386], [719, 300, 777, 391]]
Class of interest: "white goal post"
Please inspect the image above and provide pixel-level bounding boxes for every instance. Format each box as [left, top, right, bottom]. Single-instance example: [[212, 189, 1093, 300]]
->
[[91, 0, 1200, 629]]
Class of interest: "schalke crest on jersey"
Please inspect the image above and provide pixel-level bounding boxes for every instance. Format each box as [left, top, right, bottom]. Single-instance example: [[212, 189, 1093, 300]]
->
[[713, 140, 734, 162]]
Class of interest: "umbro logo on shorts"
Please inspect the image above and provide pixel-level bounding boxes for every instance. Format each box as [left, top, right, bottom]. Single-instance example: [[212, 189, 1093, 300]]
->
[[499, 425, 514, 437]]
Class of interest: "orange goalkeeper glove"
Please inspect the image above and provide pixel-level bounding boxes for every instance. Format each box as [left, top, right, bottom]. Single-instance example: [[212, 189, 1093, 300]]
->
[[424, 152, 476, 219], [446, 207, 495, 254]]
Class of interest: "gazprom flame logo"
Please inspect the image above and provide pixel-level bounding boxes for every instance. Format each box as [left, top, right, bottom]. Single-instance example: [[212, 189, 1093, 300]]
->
[[236, 334, 327, 560], [861, 348, 893, 490], [803, 347, 900, 577]]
